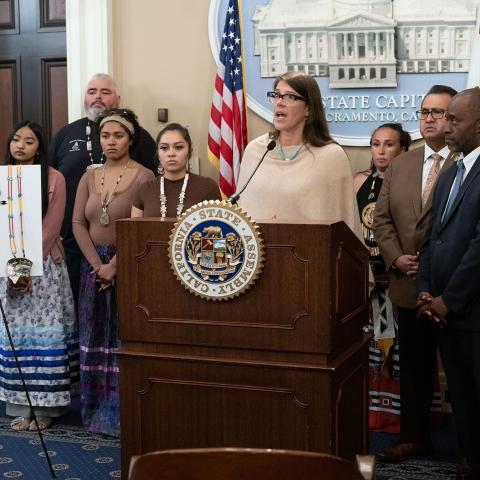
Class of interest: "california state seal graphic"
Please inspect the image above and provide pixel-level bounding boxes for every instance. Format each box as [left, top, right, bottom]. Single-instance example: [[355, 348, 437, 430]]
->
[[168, 200, 264, 301]]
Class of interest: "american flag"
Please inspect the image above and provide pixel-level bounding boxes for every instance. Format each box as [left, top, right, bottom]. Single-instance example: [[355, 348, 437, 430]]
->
[[208, 0, 248, 198]]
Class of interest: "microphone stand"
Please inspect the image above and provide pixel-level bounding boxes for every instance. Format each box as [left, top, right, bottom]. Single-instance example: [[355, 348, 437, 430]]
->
[[0, 298, 56, 478], [229, 140, 276, 205]]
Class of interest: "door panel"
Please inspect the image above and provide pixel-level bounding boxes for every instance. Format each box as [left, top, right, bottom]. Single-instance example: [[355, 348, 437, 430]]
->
[[0, 0, 66, 155], [0, 59, 19, 157], [0, 0, 15, 30], [42, 59, 67, 140], [40, 0, 65, 27]]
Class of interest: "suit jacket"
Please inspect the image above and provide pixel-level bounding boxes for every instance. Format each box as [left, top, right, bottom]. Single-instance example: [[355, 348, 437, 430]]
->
[[418, 152, 480, 331], [373, 146, 455, 308]]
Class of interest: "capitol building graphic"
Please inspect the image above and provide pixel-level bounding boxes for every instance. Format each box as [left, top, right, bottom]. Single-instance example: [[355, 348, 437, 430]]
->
[[252, 0, 480, 88]]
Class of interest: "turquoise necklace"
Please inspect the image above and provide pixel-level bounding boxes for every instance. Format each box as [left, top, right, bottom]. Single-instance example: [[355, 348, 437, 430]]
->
[[279, 143, 304, 161]]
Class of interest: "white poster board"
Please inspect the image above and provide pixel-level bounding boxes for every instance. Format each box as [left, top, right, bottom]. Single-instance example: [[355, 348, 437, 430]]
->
[[0, 165, 43, 277]]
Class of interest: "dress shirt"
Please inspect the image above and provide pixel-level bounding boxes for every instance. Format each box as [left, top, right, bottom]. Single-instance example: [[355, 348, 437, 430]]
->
[[422, 144, 450, 191], [441, 145, 480, 222], [459, 145, 480, 178]]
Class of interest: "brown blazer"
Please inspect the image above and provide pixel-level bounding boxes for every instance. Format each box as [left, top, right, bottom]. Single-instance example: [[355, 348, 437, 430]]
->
[[373, 146, 455, 308]]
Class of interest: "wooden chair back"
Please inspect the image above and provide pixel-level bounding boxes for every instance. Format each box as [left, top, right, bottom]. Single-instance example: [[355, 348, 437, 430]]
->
[[128, 448, 374, 480]]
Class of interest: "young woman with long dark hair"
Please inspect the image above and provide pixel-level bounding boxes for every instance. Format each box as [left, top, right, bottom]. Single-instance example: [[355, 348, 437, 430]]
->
[[72, 108, 154, 436], [131, 123, 221, 218], [0, 120, 78, 431]]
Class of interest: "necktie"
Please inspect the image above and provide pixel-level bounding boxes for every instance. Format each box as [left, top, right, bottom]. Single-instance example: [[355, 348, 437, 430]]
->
[[442, 159, 465, 221], [422, 153, 442, 207]]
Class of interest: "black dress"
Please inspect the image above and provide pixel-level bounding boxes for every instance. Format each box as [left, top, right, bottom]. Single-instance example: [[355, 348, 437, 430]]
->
[[356, 172, 386, 281], [356, 172, 400, 433]]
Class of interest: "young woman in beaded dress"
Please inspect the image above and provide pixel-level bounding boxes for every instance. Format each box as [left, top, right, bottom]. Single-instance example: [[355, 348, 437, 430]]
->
[[0, 121, 78, 431], [72, 109, 154, 435], [354, 123, 411, 432]]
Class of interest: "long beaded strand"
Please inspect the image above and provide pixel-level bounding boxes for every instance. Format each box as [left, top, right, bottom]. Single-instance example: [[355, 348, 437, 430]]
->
[[85, 121, 103, 170], [7, 164, 17, 256], [7, 164, 26, 258], [159, 173, 189, 220], [16, 165, 26, 257], [99, 159, 131, 226]]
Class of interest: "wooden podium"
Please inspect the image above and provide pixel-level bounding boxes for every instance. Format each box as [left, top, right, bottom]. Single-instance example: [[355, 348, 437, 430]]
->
[[116, 218, 370, 479]]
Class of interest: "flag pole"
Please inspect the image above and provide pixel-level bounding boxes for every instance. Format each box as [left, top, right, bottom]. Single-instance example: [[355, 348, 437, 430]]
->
[[238, 0, 248, 138]]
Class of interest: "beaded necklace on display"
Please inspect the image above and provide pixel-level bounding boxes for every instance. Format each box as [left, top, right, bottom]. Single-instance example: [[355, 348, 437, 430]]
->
[[360, 171, 381, 257], [99, 159, 131, 226], [7, 164, 26, 258], [367, 171, 378, 200], [279, 143, 305, 161], [160, 173, 189, 220], [85, 121, 103, 170]]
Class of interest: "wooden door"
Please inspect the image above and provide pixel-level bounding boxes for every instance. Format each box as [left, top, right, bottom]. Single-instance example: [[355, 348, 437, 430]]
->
[[0, 0, 67, 157]]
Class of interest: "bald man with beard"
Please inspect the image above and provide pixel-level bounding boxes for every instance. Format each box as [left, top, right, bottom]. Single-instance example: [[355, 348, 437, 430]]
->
[[50, 73, 156, 308]]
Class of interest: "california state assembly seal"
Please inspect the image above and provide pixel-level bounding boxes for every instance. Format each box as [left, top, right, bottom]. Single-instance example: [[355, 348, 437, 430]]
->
[[168, 200, 264, 301]]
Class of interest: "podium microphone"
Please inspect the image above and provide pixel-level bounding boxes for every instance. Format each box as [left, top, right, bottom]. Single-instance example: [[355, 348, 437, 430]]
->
[[229, 139, 276, 205]]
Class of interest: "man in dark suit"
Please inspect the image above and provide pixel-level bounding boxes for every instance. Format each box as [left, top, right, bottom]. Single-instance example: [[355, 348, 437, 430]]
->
[[418, 87, 480, 480], [373, 85, 457, 462]]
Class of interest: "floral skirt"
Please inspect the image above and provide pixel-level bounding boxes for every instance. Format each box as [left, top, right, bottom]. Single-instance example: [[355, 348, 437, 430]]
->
[[78, 245, 119, 437], [0, 256, 79, 408]]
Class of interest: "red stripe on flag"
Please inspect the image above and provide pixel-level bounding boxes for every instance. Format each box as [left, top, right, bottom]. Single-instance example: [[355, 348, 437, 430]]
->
[[208, 135, 220, 158], [210, 105, 222, 128], [220, 139, 233, 167]]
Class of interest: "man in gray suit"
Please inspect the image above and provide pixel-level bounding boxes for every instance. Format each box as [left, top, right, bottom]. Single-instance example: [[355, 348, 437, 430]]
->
[[373, 85, 457, 462]]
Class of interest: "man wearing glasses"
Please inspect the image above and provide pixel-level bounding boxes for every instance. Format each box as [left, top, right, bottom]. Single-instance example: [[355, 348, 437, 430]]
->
[[373, 85, 457, 463]]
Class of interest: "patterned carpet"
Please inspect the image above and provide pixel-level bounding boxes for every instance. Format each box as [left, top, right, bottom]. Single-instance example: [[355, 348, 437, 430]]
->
[[376, 459, 456, 479], [371, 414, 458, 480], [0, 398, 120, 479], [0, 420, 120, 479], [0, 400, 458, 479]]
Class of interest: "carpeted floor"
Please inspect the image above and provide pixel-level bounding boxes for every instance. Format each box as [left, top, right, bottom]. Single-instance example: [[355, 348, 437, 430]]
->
[[0, 421, 120, 479], [0, 398, 120, 479], [370, 414, 458, 480], [0, 399, 459, 479]]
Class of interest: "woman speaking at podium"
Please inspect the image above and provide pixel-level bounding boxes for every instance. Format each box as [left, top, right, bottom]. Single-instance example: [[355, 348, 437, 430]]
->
[[236, 71, 362, 239]]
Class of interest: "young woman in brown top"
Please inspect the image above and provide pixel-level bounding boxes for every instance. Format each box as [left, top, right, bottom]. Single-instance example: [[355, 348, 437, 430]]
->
[[131, 123, 221, 219], [72, 108, 154, 436]]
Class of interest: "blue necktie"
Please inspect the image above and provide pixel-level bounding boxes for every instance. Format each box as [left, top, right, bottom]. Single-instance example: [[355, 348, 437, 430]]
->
[[443, 159, 465, 221]]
